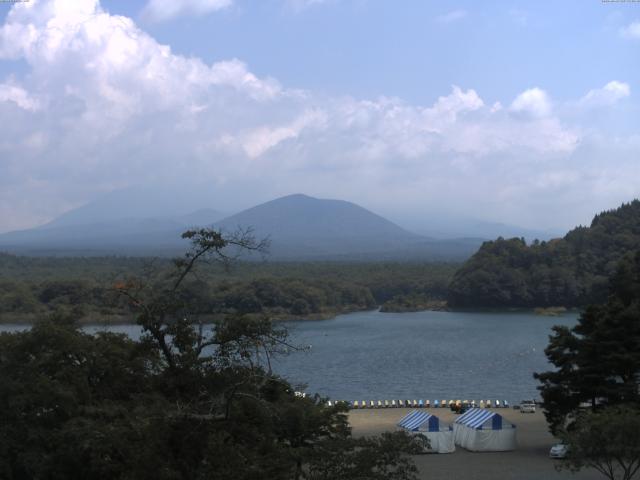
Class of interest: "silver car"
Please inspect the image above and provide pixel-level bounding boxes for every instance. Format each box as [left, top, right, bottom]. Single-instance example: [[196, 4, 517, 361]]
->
[[549, 443, 569, 459]]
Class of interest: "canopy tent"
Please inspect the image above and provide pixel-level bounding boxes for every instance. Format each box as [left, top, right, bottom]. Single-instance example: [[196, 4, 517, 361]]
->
[[397, 410, 455, 453], [453, 408, 516, 452]]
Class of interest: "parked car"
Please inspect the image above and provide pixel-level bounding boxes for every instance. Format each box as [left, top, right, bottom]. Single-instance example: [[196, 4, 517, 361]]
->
[[549, 443, 569, 459], [519, 400, 536, 413]]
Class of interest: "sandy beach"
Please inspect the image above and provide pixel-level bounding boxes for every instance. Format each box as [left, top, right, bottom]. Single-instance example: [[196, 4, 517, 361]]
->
[[348, 408, 602, 480]]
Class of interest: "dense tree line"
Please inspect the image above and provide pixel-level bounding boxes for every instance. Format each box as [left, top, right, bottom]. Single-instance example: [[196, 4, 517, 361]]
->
[[535, 250, 640, 433], [534, 251, 640, 479], [448, 200, 640, 308], [0, 254, 457, 322], [0, 229, 423, 479]]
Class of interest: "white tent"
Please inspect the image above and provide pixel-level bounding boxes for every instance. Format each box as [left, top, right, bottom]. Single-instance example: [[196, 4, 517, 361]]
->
[[397, 410, 455, 453], [453, 408, 516, 452]]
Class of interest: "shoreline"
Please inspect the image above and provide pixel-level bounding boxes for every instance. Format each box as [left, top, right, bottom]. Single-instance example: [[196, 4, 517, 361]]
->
[[0, 305, 581, 325]]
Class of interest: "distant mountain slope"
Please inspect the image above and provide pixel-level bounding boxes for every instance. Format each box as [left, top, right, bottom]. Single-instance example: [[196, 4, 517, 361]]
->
[[214, 194, 481, 260], [0, 192, 482, 260], [402, 214, 560, 242], [41, 186, 223, 229], [216, 193, 417, 249], [448, 200, 640, 308], [0, 214, 221, 255], [0, 185, 224, 255]]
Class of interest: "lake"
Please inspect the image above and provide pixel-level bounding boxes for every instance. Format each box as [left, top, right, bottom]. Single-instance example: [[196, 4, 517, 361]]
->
[[1, 309, 578, 403], [272, 309, 578, 403]]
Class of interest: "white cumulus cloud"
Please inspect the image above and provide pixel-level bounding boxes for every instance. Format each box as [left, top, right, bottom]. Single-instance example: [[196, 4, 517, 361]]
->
[[510, 88, 552, 118], [0, 0, 632, 233], [579, 81, 630, 108], [0, 83, 40, 111]]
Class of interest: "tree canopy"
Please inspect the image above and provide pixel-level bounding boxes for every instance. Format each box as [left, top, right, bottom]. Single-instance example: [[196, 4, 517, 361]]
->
[[559, 406, 640, 480], [0, 229, 423, 480], [448, 200, 640, 308], [535, 251, 640, 434], [0, 252, 457, 324]]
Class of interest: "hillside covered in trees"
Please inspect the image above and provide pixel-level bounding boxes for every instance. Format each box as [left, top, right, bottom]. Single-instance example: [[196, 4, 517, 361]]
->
[[0, 255, 457, 323], [448, 200, 640, 308]]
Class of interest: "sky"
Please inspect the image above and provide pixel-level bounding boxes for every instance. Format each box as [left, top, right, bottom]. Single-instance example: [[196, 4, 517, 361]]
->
[[0, 0, 638, 234]]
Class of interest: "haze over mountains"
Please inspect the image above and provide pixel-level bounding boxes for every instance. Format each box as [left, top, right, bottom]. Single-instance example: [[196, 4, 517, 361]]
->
[[0, 190, 552, 260], [214, 194, 483, 260]]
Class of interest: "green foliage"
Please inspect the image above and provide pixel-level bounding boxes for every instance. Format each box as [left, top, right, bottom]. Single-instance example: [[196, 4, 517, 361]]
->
[[0, 252, 458, 322], [535, 251, 640, 434], [449, 200, 640, 308], [0, 319, 161, 479], [559, 406, 640, 480], [0, 229, 423, 479]]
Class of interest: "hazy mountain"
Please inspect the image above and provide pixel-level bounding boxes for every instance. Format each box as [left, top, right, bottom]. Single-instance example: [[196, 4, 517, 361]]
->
[[0, 192, 482, 259], [391, 212, 560, 242], [41, 185, 223, 229], [215, 194, 481, 260], [0, 185, 225, 255], [0, 213, 223, 255]]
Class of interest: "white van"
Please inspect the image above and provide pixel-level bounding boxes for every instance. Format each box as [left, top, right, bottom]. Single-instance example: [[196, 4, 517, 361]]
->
[[520, 400, 536, 413]]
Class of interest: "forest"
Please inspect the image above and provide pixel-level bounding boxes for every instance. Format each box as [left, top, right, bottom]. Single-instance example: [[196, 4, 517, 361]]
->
[[4, 199, 640, 320], [448, 200, 640, 308], [0, 229, 424, 480], [0, 253, 458, 323]]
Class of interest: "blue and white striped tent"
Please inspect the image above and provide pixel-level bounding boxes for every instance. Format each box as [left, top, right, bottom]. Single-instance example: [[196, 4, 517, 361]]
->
[[453, 408, 516, 452], [455, 408, 504, 430], [398, 410, 455, 453], [398, 410, 440, 432]]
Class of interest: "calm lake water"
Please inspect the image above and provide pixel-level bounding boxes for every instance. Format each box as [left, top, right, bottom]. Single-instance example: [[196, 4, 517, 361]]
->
[[273, 310, 578, 403], [1, 310, 578, 403]]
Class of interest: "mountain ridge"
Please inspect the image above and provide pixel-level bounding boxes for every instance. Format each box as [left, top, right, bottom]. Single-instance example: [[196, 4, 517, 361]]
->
[[0, 192, 481, 260]]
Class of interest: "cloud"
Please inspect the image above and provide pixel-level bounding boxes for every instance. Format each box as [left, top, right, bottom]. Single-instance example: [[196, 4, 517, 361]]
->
[[141, 0, 232, 22], [620, 20, 640, 39], [579, 81, 630, 108], [435, 9, 467, 24], [235, 109, 328, 159], [509, 88, 552, 118], [0, 0, 632, 233], [0, 83, 40, 111]]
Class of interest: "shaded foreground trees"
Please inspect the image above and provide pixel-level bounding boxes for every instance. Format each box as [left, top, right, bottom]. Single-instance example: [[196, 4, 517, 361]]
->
[[536, 251, 640, 479], [559, 406, 640, 480], [0, 229, 423, 480], [535, 251, 640, 435]]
